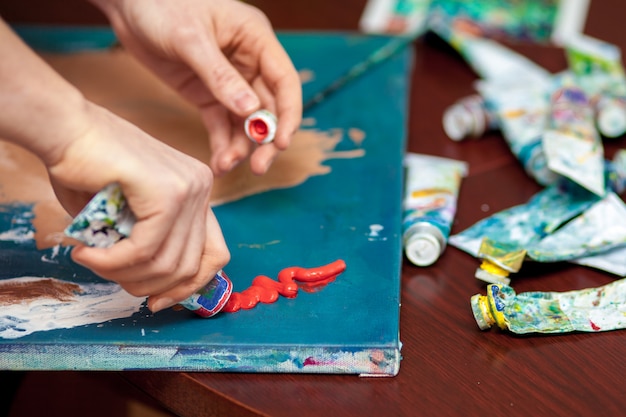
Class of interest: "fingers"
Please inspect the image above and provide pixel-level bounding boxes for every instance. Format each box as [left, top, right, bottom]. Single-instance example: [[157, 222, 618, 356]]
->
[[202, 105, 252, 175], [176, 15, 300, 175], [148, 210, 230, 312], [258, 35, 303, 150], [71, 197, 230, 313], [179, 34, 260, 117]]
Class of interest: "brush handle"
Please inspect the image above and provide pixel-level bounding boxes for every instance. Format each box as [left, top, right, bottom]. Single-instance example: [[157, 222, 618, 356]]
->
[[303, 35, 415, 111]]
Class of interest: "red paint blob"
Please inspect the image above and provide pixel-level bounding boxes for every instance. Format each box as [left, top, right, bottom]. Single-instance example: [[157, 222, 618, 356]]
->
[[248, 119, 269, 143], [222, 259, 346, 313]]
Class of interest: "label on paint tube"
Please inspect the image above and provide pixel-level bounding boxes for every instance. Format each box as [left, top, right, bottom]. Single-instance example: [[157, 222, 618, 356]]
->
[[402, 153, 468, 266]]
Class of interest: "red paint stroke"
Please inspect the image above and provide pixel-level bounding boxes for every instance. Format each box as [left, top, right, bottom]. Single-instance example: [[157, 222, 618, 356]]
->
[[222, 259, 346, 313], [590, 320, 601, 331]]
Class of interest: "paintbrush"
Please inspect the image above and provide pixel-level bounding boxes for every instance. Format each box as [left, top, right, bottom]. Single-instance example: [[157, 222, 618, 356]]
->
[[302, 34, 417, 112]]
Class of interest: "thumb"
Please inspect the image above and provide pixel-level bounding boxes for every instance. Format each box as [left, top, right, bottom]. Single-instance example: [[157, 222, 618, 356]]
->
[[181, 39, 260, 116]]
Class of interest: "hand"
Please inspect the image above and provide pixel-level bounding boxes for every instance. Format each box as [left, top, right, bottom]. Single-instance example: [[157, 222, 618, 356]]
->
[[48, 103, 230, 313], [90, 0, 303, 176]]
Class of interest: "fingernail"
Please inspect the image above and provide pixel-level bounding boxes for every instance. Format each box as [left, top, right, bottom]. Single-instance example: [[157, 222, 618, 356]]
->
[[234, 91, 259, 114], [150, 297, 174, 313]]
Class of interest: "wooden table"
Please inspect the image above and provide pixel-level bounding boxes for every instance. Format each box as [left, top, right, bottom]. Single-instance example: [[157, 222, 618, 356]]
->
[[4, 1, 626, 416]]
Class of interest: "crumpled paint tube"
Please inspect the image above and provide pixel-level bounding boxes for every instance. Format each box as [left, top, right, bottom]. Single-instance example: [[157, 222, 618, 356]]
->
[[430, 22, 555, 185], [449, 160, 626, 278], [449, 178, 600, 257], [402, 153, 468, 266], [542, 74, 606, 196], [64, 183, 233, 318], [566, 35, 626, 139], [471, 280, 626, 334], [474, 77, 555, 186], [525, 192, 626, 262]]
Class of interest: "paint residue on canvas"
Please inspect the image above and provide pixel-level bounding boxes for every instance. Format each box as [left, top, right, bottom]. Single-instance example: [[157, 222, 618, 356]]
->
[[0, 276, 145, 339]]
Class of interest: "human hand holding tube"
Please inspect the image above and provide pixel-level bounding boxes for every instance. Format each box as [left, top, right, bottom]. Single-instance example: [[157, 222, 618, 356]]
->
[[89, 0, 303, 176], [47, 103, 231, 314]]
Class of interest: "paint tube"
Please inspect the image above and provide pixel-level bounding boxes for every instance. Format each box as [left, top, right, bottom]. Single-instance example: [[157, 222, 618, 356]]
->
[[450, 178, 599, 283], [525, 192, 626, 263], [542, 76, 605, 196], [245, 109, 277, 144], [442, 94, 498, 141], [402, 153, 468, 266], [471, 279, 626, 334], [449, 174, 626, 279], [566, 34, 626, 138], [65, 183, 233, 318], [474, 77, 556, 186], [449, 178, 598, 257]]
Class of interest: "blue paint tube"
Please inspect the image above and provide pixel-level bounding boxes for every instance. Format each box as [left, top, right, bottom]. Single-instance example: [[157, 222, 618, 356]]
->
[[402, 153, 468, 266], [64, 183, 232, 317]]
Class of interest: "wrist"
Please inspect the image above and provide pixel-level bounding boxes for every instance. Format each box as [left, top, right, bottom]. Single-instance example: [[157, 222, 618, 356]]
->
[[0, 19, 93, 166]]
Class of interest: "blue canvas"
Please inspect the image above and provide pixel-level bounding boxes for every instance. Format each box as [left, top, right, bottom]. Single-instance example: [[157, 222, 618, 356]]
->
[[0, 28, 412, 375]]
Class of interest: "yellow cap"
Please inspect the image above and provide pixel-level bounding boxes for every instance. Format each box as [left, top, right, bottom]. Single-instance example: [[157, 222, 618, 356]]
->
[[470, 294, 495, 330], [470, 284, 508, 331]]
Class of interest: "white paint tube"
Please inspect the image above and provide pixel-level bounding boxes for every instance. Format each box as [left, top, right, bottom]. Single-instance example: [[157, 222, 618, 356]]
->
[[402, 153, 468, 266]]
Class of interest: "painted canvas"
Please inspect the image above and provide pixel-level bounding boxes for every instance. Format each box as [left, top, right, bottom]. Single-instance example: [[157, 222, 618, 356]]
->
[[0, 28, 411, 375]]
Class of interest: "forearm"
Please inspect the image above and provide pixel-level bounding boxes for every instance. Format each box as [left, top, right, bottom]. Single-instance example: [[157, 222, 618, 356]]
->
[[0, 18, 90, 166]]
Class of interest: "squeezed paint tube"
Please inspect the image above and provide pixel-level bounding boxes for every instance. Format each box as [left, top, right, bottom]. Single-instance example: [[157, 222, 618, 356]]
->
[[566, 35, 626, 138], [474, 77, 555, 186], [402, 153, 468, 266], [449, 178, 600, 261], [525, 192, 626, 263], [450, 170, 626, 278], [450, 178, 599, 284], [244, 109, 277, 144], [471, 280, 626, 334], [542, 74, 606, 196], [64, 183, 233, 317], [442, 94, 498, 141]]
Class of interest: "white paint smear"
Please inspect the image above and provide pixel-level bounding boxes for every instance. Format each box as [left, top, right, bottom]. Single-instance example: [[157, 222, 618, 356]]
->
[[0, 277, 146, 339]]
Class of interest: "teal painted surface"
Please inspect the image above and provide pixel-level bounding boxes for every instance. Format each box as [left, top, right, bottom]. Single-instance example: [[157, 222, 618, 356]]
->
[[0, 28, 411, 374]]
